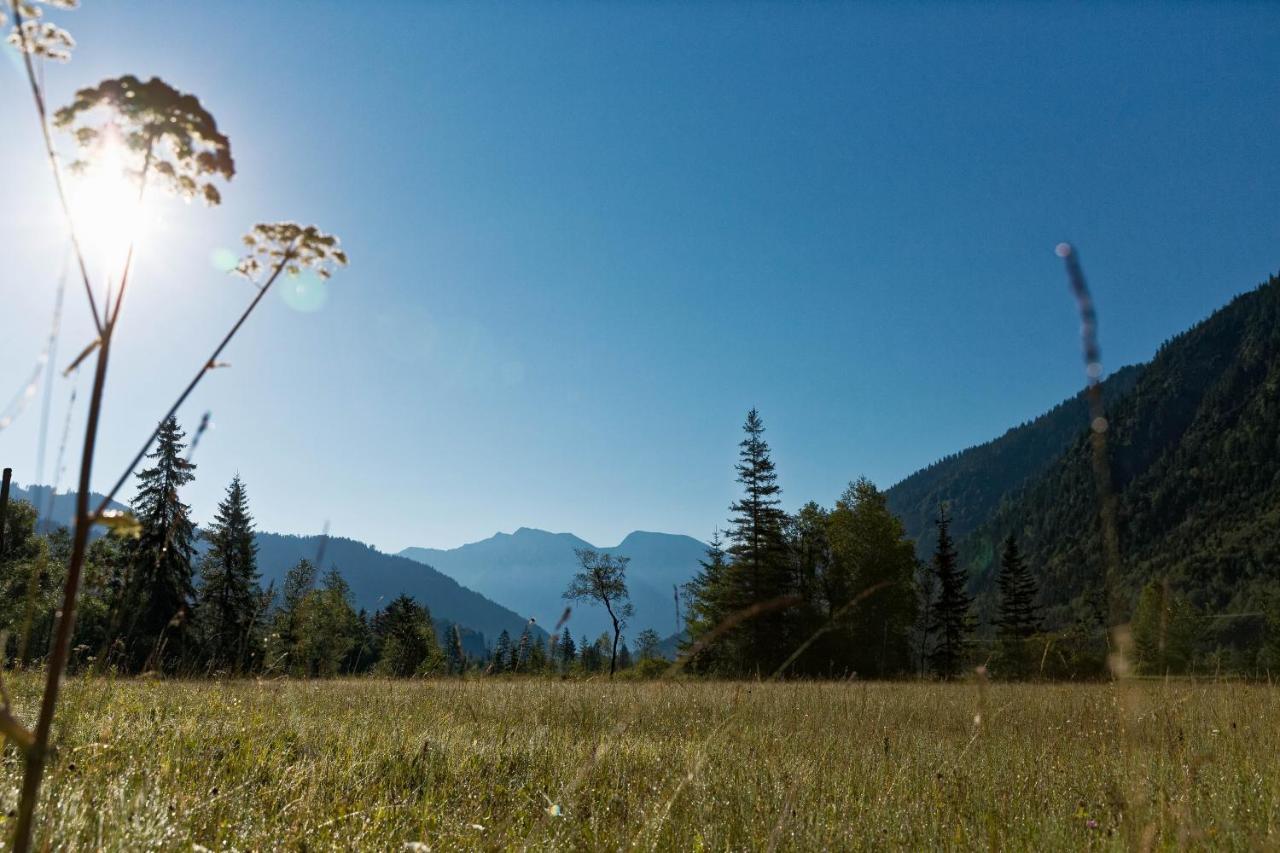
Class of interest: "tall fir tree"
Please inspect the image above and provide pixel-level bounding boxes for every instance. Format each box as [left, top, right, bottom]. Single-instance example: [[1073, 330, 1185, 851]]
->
[[994, 534, 1041, 679], [927, 505, 972, 679], [195, 475, 262, 673], [118, 416, 197, 671], [725, 409, 793, 672], [492, 629, 512, 674], [683, 530, 733, 671], [559, 627, 576, 669]]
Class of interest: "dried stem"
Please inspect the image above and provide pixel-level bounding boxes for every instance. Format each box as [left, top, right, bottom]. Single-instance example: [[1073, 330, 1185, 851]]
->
[[9, 0, 102, 335], [94, 250, 295, 518]]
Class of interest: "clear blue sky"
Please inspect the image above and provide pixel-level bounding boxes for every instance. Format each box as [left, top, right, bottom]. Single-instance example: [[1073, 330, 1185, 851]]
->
[[2, 2, 1277, 551]]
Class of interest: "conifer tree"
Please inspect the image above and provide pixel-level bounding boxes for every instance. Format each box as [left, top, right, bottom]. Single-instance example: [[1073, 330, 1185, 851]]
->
[[617, 641, 633, 670], [268, 558, 316, 674], [527, 635, 548, 672], [195, 475, 262, 673], [683, 530, 734, 671], [559, 627, 576, 668], [118, 416, 196, 671], [994, 534, 1041, 678], [492, 630, 512, 674], [928, 505, 972, 679], [724, 409, 792, 672]]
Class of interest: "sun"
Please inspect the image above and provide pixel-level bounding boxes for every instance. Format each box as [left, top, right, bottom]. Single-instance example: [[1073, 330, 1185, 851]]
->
[[67, 135, 152, 277]]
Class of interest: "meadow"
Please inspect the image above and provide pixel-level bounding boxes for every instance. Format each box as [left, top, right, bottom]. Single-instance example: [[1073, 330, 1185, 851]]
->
[[0, 676, 1275, 850]]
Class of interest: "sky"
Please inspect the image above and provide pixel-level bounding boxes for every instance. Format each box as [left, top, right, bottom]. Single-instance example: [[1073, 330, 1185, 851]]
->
[[2, 2, 1278, 553]]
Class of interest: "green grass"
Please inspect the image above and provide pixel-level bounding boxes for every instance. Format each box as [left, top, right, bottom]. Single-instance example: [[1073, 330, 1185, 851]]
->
[[1, 675, 1277, 849]]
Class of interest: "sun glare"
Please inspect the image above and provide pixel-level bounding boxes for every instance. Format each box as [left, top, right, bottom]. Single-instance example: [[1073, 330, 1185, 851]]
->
[[68, 136, 152, 277]]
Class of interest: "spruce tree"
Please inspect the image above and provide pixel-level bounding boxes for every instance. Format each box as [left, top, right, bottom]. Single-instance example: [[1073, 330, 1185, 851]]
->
[[927, 505, 972, 679], [559, 627, 576, 668], [527, 635, 548, 672], [994, 534, 1041, 678], [725, 409, 792, 672], [195, 475, 262, 673], [492, 630, 512, 674], [683, 530, 734, 671], [119, 416, 197, 671], [268, 558, 316, 674]]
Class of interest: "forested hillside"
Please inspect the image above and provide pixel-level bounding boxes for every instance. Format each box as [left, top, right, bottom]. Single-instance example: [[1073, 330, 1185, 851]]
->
[[885, 364, 1142, 553], [962, 273, 1280, 629]]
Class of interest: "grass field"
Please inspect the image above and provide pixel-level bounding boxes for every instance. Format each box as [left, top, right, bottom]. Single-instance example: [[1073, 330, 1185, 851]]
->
[[0, 675, 1276, 850]]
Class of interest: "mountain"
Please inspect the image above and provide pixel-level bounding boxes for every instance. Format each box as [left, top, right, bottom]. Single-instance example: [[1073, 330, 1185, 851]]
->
[[252, 533, 544, 647], [960, 273, 1280, 629], [7, 484, 127, 533], [400, 528, 707, 641], [885, 364, 1143, 554], [4, 484, 537, 649]]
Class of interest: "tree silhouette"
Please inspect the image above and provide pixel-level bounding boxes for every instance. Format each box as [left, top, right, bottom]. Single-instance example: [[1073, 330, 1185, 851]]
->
[[564, 548, 633, 677]]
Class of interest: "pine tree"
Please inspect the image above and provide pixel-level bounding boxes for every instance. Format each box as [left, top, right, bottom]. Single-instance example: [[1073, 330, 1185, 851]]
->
[[616, 642, 632, 670], [492, 630, 512, 674], [994, 534, 1041, 678], [683, 530, 734, 671], [527, 635, 548, 672], [268, 558, 317, 674], [195, 475, 262, 673], [928, 505, 972, 679], [301, 568, 362, 676], [559, 627, 576, 668], [723, 409, 793, 672], [118, 416, 197, 671]]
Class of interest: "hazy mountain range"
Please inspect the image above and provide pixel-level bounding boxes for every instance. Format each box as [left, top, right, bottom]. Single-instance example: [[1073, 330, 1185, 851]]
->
[[400, 529, 706, 642]]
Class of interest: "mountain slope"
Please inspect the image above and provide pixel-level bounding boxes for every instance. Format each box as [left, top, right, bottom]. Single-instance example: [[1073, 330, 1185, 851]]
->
[[885, 364, 1143, 553], [962, 273, 1280, 625], [400, 528, 706, 641], [253, 533, 544, 647]]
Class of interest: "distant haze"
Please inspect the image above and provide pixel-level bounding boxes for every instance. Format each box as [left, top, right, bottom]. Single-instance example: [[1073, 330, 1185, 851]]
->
[[401, 528, 707, 642]]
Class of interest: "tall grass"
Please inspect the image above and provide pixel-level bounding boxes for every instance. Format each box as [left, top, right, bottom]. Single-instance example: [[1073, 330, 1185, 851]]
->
[[1, 675, 1275, 850]]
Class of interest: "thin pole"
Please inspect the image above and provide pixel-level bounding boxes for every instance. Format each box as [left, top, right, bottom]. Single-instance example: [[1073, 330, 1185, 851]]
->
[[0, 467, 12, 559]]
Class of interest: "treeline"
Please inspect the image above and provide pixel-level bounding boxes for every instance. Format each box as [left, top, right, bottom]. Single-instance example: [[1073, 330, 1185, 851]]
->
[[681, 410, 1280, 679], [0, 419, 449, 676], [0, 418, 673, 679]]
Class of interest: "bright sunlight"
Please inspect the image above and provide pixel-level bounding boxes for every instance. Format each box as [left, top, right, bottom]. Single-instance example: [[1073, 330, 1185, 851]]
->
[[67, 131, 149, 276]]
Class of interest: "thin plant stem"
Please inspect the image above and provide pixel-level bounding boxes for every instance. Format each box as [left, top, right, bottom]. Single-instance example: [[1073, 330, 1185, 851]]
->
[[94, 252, 295, 518], [11, 330, 112, 853], [9, 0, 103, 335]]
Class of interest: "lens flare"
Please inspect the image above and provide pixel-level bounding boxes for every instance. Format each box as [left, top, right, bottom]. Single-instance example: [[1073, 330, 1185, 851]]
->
[[67, 134, 149, 276], [279, 270, 328, 312]]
